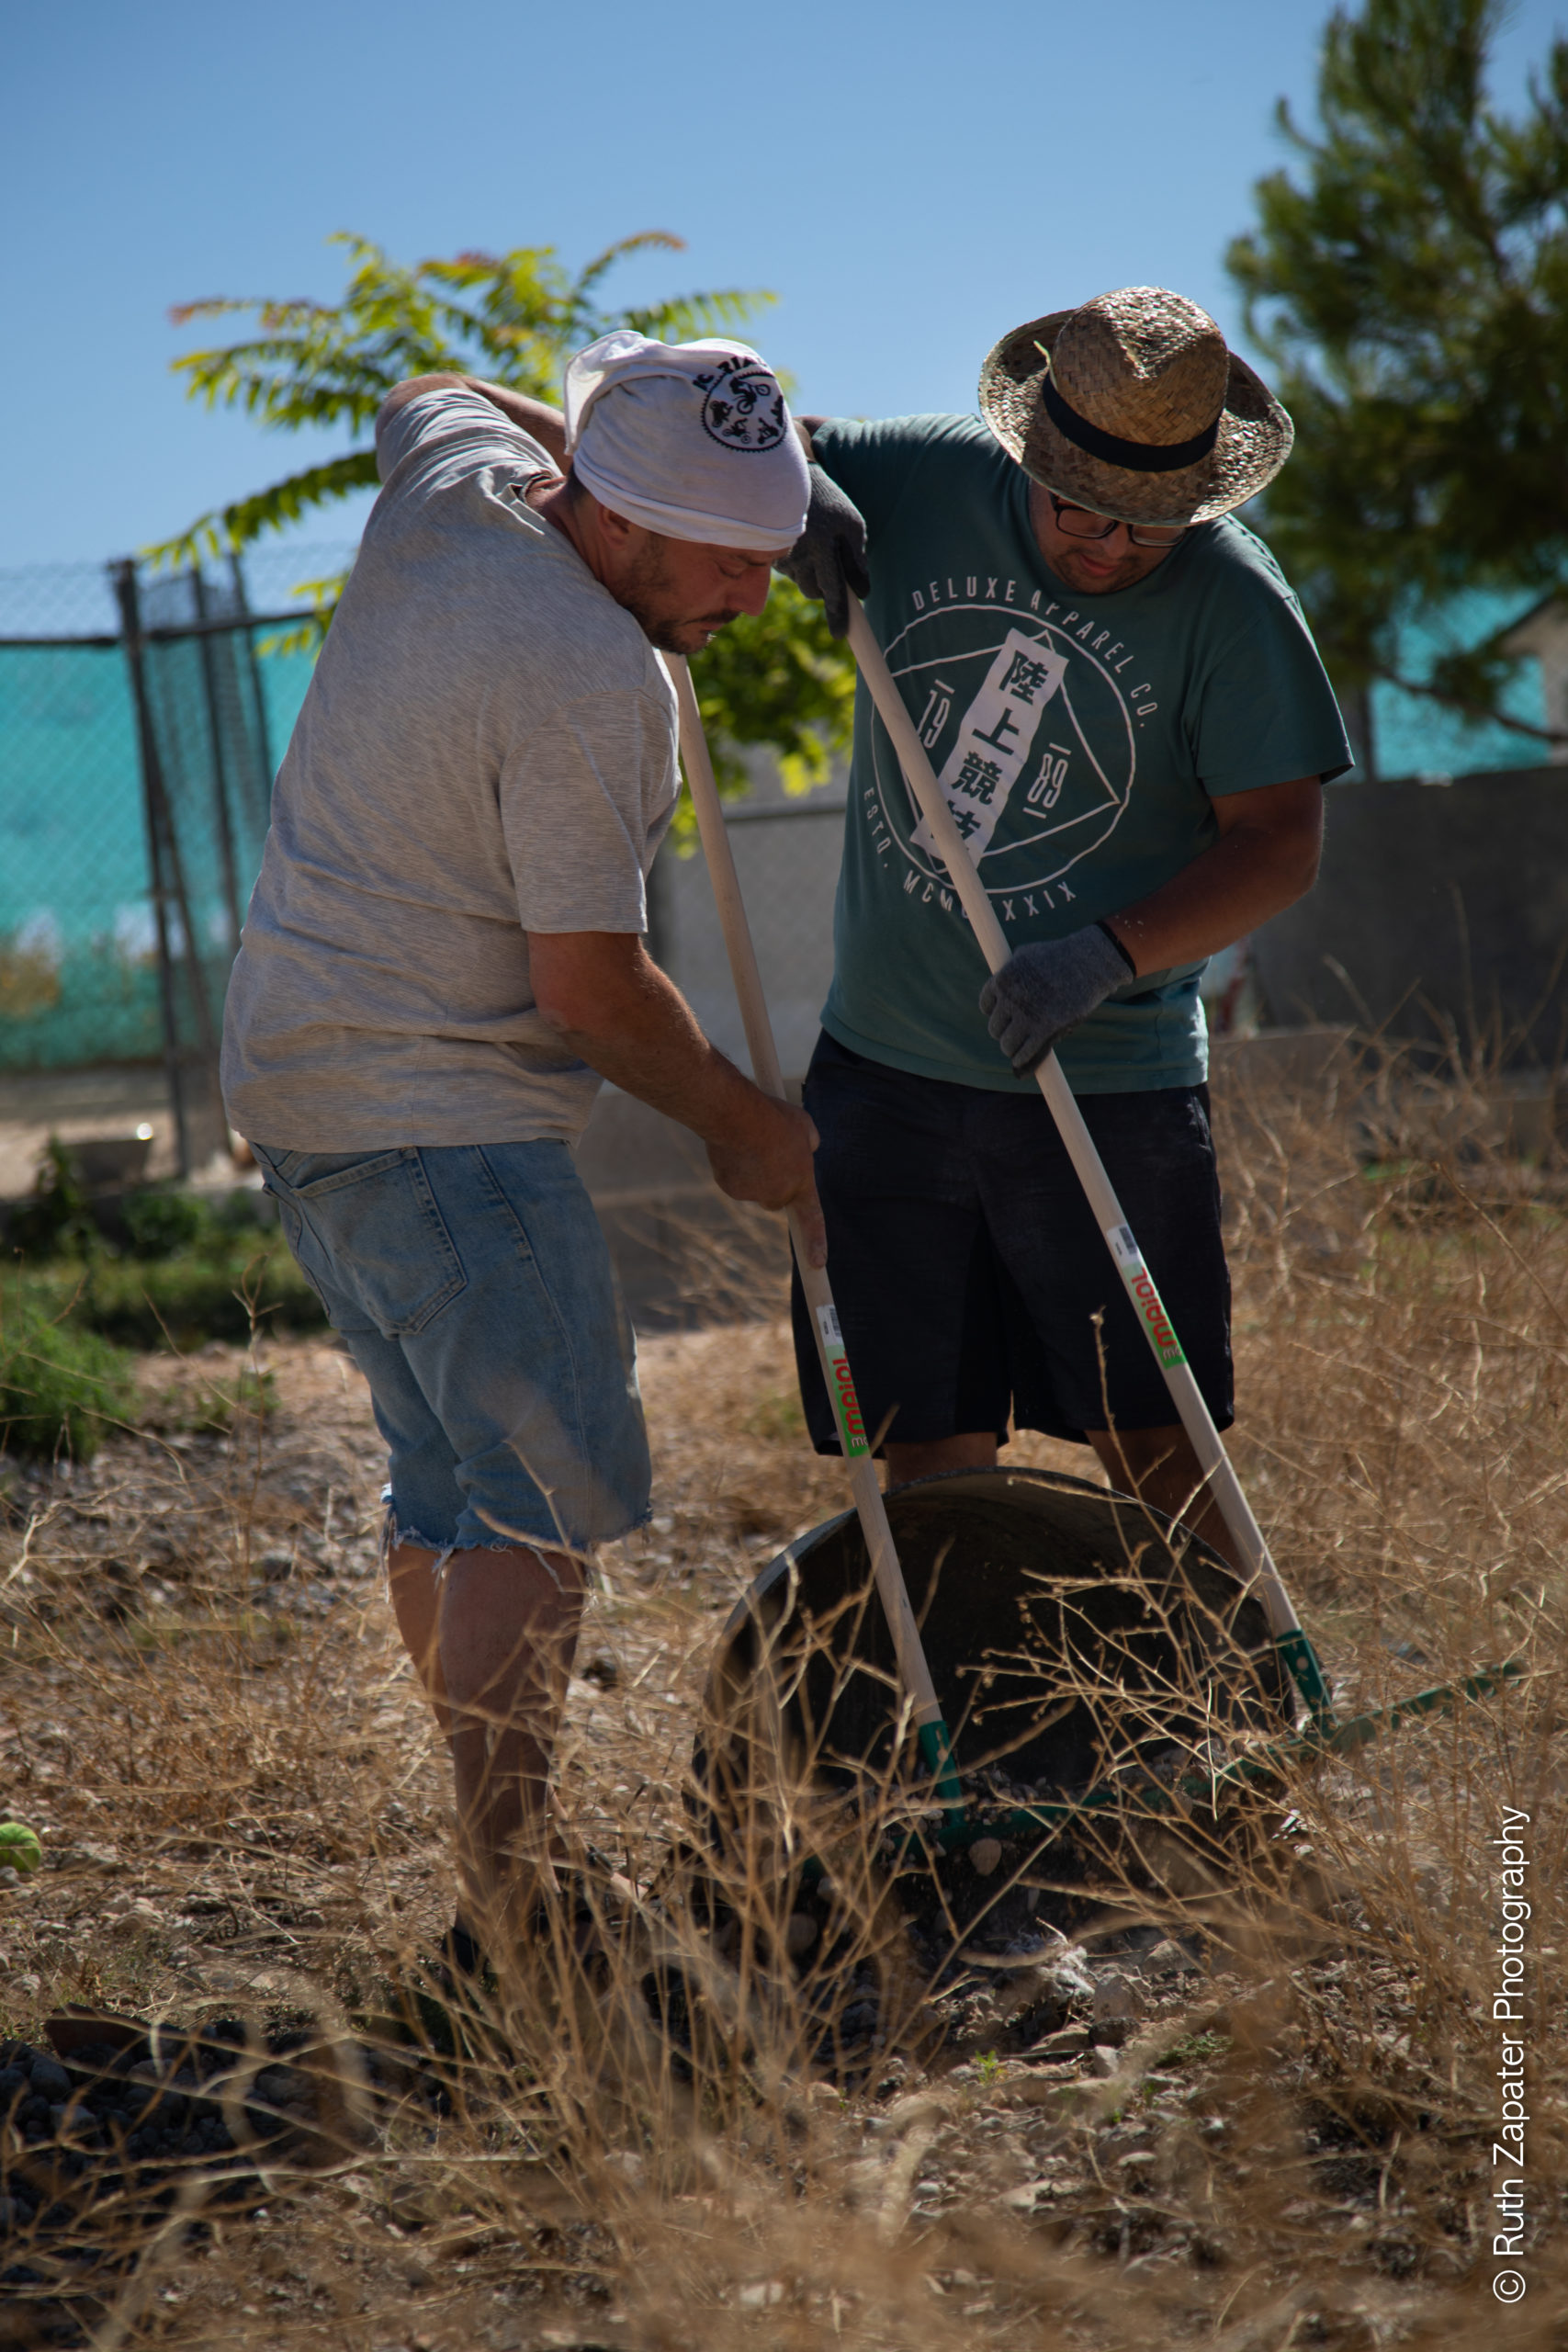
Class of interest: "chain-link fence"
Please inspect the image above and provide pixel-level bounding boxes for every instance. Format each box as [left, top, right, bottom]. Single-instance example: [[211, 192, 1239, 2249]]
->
[[0, 548, 351, 1167]]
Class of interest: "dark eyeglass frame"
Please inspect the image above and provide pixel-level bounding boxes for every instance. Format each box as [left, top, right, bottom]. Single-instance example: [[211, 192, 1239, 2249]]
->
[[1047, 492, 1189, 550]]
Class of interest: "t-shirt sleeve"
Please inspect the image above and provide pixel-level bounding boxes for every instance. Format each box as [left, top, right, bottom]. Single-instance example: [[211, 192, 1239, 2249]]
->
[[501, 689, 676, 936], [1190, 579, 1354, 796], [375, 385, 556, 492]]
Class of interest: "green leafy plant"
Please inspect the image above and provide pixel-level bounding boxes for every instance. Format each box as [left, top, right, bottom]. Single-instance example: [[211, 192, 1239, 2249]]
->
[[155, 232, 853, 793], [160, 231, 761, 568], [123, 1189, 207, 1261], [677, 578, 855, 837], [0, 1293, 136, 1463], [1160, 2030, 1232, 2069], [1227, 0, 1568, 749], [7, 1138, 99, 1262], [16, 1244, 326, 1353]]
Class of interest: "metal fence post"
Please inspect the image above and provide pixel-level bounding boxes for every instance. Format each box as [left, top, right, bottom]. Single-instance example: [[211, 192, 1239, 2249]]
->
[[230, 552, 276, 811], [190, 566, 245, 957], [111, 557, 192, 1177]]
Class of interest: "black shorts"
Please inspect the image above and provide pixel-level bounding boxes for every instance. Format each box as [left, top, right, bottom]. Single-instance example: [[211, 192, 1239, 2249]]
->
[[791, 1031, 1234, 1454]]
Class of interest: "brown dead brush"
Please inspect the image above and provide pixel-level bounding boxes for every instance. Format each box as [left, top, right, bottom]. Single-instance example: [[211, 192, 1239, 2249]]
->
[[0, 1046, 1564, 2346]]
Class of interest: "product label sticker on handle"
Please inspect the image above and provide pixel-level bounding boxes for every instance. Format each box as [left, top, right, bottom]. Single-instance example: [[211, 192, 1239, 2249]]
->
[[816, 1301, 869, 1456], [1105, 1223, 1187, 1370]]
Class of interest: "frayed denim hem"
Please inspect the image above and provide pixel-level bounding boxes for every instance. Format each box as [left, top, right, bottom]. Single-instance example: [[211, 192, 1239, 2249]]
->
[[380, 1502, 615, 1591]]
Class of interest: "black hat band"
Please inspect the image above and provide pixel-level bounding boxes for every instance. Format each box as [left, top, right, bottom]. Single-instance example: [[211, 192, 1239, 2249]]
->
[[1041, 368, 1221, 475]]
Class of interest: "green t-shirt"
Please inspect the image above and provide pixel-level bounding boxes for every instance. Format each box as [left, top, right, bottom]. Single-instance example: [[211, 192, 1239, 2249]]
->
[[813, 413, 1351, 1093]]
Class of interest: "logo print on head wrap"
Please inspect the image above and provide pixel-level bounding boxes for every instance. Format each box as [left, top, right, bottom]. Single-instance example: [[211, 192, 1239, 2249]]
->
[[694, 355, 786, 452]]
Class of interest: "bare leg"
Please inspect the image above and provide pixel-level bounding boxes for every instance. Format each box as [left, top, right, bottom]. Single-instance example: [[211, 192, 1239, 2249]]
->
[[388, 1543, 452, 1737], [1087, 1423, 1241, 1576], [883, 1430, 998, 1489], [388, 1539, 584, 1946], [440, 1544, 584, 1939]]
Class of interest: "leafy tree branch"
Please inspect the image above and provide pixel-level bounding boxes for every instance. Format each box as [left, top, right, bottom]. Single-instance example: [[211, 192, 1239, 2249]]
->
[[152, 231, 852, 796], [1227, 0, 1568, 754]]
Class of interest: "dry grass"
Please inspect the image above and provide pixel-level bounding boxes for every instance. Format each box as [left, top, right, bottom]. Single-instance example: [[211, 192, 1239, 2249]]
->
[[0, 1055, 1564, 2349]]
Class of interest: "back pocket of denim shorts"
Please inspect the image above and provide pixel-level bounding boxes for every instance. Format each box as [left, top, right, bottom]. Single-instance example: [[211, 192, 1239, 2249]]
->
[[289, 1149, 465, 1337]]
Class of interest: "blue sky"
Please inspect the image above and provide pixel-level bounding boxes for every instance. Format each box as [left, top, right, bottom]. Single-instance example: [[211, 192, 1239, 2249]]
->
[[4, 0, 1564, 571]]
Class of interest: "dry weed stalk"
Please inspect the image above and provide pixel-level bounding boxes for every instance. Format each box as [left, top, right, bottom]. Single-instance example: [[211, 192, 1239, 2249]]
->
[[0, 1049, 1563, 2344]]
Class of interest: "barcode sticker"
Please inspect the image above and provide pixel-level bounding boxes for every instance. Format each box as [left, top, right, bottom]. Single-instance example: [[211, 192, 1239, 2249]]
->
[[817, 1302, 843, 1349]]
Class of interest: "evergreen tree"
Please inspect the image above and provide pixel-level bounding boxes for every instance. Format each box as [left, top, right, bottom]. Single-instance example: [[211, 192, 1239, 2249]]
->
[[1227, 0, 1568, 755]]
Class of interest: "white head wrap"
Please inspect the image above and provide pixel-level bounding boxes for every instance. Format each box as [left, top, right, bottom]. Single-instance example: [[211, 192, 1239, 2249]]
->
[[564, 330, 809, 551]]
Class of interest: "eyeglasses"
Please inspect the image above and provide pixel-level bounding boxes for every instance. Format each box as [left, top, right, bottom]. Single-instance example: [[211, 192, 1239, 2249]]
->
[[1047, 493, 1188, 550]]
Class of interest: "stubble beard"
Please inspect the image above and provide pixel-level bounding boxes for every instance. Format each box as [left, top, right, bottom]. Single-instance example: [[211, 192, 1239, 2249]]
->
[[617, 540, 730, 656]]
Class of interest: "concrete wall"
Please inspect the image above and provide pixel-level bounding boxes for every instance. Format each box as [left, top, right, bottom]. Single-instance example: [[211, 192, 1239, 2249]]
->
[[1253, 766, 1568, 1066]]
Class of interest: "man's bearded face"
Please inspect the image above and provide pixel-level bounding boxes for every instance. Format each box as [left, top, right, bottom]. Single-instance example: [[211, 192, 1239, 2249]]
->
[[613, 530, 783, 655]]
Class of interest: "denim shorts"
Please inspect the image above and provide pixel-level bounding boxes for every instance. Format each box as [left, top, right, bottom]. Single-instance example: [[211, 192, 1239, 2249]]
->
[[790, 1032, 1233, 1453], [251, 1141, 651, 1555]]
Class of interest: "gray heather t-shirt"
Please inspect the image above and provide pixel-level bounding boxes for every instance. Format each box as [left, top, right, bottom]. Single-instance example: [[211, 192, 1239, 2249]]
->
[[221, 386, 679, 1148]]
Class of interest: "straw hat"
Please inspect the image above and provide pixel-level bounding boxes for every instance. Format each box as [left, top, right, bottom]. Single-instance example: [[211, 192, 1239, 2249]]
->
[[978, 287, 1293, 526]]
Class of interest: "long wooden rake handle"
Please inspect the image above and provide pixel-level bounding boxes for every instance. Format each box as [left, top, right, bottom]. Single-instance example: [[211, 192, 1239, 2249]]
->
[[667, 655, 964, 1806], [842, 595, 1335, 1732]]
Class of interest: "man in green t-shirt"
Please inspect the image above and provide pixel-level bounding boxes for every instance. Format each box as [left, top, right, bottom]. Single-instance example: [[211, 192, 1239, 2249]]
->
[[781, 286, 1350, 1567]]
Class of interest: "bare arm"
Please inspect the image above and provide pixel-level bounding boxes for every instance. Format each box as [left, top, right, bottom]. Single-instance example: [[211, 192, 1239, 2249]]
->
[[529, 930, 826, 1265], [1104, 775, 1324, 974], [378, 374, 568, 467]]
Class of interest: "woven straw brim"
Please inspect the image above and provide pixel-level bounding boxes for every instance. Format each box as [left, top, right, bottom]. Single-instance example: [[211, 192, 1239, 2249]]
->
[[978, 311, 1294, 526]]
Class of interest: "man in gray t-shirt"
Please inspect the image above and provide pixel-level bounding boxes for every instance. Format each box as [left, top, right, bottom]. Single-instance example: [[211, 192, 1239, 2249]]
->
[[224, 334, 818, 1972]]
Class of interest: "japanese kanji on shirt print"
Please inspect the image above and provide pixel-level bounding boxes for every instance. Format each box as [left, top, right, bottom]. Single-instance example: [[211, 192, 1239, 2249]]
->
[[877, 591, 1147, 924]]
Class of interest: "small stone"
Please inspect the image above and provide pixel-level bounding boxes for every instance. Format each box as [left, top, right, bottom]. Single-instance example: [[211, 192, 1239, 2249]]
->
[[1087, 2047, 1121, 2079], [1040, 1948, 1098, 2004], [784, 1912, 819, 1958], [1141, 1938, 1201, 1981], [29, 2057, 71, 2103], [968, 1838, 1003, 1877], [738, 2280, 784, 2308], [870, 2090, 950, 2139], [0, 1868, 19, 1889], [1030, 2026, 1090, 2062], [1093, 1969, 1144, 2025]]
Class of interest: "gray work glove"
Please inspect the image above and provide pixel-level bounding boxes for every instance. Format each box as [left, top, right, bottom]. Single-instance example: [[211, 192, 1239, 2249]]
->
[[979, 922, 1137, 1075], [775, 463, 869, 639]]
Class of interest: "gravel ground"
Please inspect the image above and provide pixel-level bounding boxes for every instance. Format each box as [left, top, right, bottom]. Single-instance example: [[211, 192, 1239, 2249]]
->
[[0, 1315, 1561, 2348]]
